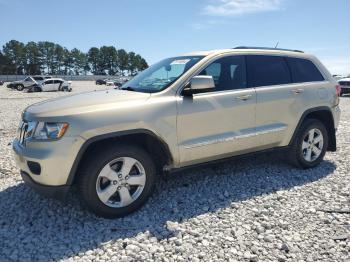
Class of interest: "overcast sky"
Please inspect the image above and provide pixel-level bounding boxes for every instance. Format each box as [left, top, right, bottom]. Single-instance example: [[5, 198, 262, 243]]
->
[[1, 0, 349, 75]]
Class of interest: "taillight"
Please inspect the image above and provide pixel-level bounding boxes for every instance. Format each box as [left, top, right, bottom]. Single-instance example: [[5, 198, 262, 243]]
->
[[335, 84, 341, 106], [336, 84, 341, 97]]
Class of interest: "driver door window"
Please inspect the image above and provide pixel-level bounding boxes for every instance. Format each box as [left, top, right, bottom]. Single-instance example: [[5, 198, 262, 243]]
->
[[199, 56, 247, 92]]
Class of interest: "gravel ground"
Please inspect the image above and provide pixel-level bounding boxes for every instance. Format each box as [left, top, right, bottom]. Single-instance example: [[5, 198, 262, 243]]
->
[[0, 82, 349, 261]]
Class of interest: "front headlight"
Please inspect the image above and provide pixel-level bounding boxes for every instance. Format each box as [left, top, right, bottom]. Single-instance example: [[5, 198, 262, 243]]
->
[[32, 122, 69, 140]]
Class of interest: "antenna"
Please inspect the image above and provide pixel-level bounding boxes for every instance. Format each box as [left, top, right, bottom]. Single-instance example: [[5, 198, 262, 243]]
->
[[275, 42, 279, 48]]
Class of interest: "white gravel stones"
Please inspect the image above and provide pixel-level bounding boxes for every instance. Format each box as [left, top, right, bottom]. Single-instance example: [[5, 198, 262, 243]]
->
[[0, 83, 350, 261]]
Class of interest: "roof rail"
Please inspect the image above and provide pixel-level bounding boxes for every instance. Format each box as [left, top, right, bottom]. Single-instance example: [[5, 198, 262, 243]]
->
[[233, 46, 304, 53]]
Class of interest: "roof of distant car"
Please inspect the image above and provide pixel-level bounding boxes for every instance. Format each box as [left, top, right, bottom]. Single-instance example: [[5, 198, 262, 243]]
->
[[339, 78, 350, 82], [44, 78, 65, 81]]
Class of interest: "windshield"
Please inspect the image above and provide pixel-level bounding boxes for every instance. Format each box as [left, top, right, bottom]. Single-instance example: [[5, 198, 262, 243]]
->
[[121, 56, 204, 93]]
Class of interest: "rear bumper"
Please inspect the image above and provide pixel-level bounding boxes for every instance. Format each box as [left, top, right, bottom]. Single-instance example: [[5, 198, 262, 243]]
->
[[21, 170, 70, 200]]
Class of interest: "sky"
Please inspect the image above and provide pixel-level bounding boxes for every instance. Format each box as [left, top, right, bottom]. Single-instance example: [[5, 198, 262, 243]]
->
[[0, 0, 349, 75]]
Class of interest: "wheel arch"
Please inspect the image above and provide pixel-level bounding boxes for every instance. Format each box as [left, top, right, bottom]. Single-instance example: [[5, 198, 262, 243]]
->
[[289, 106, 336, 152], [66, 129, 173, 185]]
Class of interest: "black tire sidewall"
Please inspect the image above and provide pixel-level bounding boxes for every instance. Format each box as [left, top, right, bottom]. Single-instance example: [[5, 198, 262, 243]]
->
[[79, 145, 156, 218], [295, 119, 328, 168]]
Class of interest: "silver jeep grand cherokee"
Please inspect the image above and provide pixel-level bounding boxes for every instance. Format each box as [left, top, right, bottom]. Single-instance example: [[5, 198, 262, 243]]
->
[[13, 47, 341, 218]]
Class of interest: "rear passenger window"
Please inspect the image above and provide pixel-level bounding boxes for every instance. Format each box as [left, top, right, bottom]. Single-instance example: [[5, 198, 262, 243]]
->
[[247, 55, 291, 87], [287, 57, 324, 83], [199, 56, 247, 91]]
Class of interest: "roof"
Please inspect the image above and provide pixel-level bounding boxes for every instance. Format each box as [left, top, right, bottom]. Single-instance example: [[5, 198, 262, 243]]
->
[[181, 47, 309, 58], [44, 78, 64, 81], [339, 78, 350, 82]]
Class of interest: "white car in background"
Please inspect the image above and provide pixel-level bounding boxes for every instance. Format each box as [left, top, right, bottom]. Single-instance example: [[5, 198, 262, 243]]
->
[[29, 78, 72, 92]]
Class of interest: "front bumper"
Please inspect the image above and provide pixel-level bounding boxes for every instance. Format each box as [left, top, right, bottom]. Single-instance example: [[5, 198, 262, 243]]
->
[[21, 170, 70, 200], [12, 135, 86, 186], [341, 87, 350, 95]]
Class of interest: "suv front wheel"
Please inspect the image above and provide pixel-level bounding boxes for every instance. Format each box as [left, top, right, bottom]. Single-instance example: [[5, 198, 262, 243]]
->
[[289, 119, 328, 169], [77, 144, 156, 218]]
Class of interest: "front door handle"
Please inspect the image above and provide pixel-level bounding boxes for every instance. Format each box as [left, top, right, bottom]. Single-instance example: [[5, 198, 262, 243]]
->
[[292, 88, 304, 94], [236, 94, 252, 101]]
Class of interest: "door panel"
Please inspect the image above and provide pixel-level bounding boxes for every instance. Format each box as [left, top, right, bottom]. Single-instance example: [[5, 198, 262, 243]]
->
[[246, 55, 301, 148], [254, 84, 299, 148], [176, 55, 257, 166], [177, 89, 256, 165]]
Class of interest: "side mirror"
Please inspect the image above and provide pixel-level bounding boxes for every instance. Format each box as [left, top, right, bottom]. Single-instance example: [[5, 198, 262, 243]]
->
[[182, 75, 215, 96]]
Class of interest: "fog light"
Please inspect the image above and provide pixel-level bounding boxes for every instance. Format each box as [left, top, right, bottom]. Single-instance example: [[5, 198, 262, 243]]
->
[[27, 161, 41, 175]]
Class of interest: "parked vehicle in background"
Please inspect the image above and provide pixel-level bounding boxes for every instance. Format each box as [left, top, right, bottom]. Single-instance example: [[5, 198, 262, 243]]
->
[[7, 76, 52, 91], [0, 80, 4, 86], [96, 79, 107, 85], [333, 75, 344, 81], [338, 78, 350, 96], [29, 78, 72, 92], [13, 47, 340, 218], [105, 79, 115, 86]]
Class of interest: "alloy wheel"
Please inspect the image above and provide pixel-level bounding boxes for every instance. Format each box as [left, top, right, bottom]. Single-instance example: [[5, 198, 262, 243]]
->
[[301, 128, 324, 162], [95, 157, 146, 208]]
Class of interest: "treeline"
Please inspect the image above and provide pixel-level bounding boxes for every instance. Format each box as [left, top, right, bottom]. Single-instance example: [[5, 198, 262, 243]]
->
[[0, 40, 148, 76]]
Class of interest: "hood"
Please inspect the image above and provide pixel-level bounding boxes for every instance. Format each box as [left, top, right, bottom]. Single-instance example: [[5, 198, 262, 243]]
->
[[24, 89, 151, 119]]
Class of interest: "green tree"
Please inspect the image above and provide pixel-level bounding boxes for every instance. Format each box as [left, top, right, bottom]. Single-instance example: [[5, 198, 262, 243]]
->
[[54, 44, 65, 74], [99, 46, 118, 75], [87, 47, 100, 74], [117, 49, 129, 75], [2, 40, 26, 74], [0, 51, 16, 74], [38, 41, 56, 74], [71, 48, 88, 75], [25, 41, 41, 75], [62, 48, 73, 75]]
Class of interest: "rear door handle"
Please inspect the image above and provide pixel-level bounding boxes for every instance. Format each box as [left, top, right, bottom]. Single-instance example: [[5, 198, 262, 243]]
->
[[235, 94, 252, 101], [292, 88, 304, 94]]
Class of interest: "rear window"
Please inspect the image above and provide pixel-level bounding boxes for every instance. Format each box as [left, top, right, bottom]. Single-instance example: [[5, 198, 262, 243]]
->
[[286, 57, 324, 83], [33, 77, 44, 80], [247, 55, 291, 87]]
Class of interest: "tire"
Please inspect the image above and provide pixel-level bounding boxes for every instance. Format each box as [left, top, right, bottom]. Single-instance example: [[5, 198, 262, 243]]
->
[[77, 144, 156, 218], [16, 84, 24, 91], [288, 119, 328, 169]]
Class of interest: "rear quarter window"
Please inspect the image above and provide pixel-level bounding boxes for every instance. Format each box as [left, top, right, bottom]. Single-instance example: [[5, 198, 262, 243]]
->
[[286, 57, 324, 83]]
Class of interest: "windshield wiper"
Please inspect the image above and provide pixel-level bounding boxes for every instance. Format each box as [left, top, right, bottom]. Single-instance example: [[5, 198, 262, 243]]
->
[[121, 86, 136, 91]]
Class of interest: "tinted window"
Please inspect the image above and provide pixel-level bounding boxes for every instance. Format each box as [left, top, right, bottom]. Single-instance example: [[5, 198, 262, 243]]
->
[[45, 80, 54, 84], [33, 77, 44, 80], [199, 56, 246, 91], [287, 57, 324, 83], [247, 55, 291, 87], [24, 77, 32, 82], [53, 80, 62, 84]]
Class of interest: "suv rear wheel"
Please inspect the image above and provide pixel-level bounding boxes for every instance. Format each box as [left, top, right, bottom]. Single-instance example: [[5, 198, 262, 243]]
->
[[77, 144, 156, 218], [289, 119, 328, 169]]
